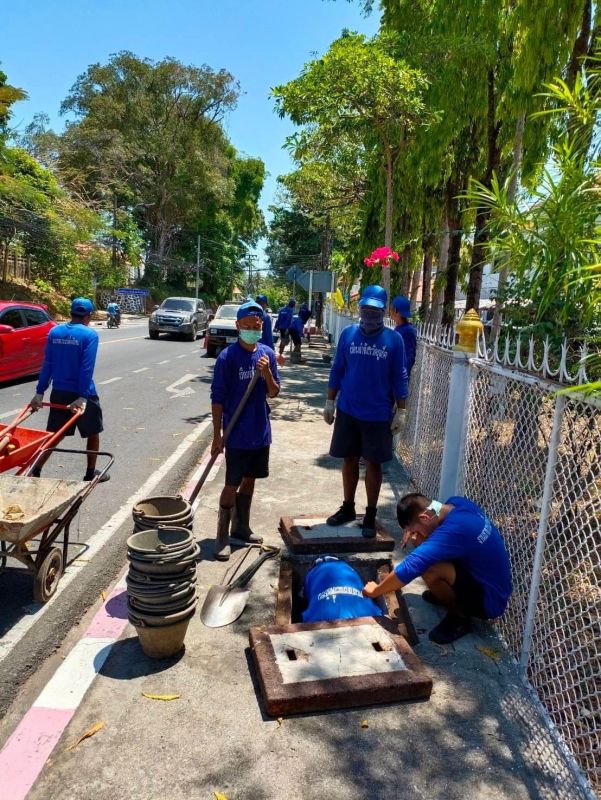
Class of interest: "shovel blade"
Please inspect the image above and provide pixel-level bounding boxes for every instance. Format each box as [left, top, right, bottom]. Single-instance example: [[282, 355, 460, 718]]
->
[[200, 584, 250, 628]]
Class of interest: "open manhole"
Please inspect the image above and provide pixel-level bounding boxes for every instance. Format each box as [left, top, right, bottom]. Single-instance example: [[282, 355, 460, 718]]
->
[[279, 515, 395, 554], [249, 554, 431, 716]]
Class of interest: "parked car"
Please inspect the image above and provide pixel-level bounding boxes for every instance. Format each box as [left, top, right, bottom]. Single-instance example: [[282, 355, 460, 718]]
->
[[149, 297, 208, 341], [206, 303, 241, 357], [0, 301, 55, 383]]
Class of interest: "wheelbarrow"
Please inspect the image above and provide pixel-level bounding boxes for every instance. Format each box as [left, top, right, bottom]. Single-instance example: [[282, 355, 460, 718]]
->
[[0, 448, 113, 602]]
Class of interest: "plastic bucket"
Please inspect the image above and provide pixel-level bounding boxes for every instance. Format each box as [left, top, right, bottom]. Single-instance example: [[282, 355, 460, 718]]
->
[[132, 611, 194, 659], [127, 527, 193, 556], [128, 589, 197, 615], [128, 598, 198, 628], [132, 496, 192, 524], [127, 563, 197, 584]]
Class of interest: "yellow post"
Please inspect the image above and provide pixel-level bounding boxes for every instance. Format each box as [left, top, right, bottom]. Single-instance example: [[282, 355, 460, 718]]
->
[[454, 308, 484, 353]]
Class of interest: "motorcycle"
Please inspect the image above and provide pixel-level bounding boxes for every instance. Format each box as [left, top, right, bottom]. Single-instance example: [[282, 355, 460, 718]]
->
[[107, 311, 121, 329]]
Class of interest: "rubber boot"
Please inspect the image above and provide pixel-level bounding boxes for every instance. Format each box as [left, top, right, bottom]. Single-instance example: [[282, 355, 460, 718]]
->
[[230, 493, 263, 547], [214, 506, 232, 561]]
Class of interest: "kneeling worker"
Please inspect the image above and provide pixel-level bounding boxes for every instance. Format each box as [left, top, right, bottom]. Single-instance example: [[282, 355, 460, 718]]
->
[[211, 301, 280, 561], [363, 493, 512, 644]]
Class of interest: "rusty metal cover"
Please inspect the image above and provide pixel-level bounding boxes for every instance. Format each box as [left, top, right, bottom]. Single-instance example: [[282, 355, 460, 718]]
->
[[249, 616, 432, 716], [279, 515, 395, 554]]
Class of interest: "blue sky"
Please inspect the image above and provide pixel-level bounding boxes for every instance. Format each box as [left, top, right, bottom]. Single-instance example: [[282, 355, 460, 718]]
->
[[2, 0, 379, 228]]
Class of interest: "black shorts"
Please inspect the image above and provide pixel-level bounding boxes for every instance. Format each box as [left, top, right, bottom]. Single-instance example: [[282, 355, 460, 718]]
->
[[329, 408, 393, 464], [225, 446, 270, 486], [452, 561, 488, 619], [280, 329, 301, 346], [47, 389, 104, 438]]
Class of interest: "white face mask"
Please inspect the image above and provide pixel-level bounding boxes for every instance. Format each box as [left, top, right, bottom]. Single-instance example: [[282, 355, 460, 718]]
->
[[426, 499, 443, 516]]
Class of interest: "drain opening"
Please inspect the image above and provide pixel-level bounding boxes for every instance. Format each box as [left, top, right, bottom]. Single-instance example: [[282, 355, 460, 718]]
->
[[372, 641, 384, 652], [286, 649, 298, 661]]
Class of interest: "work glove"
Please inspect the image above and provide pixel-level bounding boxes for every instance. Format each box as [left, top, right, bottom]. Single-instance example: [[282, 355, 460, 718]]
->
[[30, 394, 44, 412], [323, 399, 335, 425], [391, 407, 407, 434], [68, 396, 87, 413]]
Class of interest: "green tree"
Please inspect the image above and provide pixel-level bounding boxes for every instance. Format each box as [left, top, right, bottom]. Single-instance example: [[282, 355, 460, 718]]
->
[[273, 31, 430, 299]]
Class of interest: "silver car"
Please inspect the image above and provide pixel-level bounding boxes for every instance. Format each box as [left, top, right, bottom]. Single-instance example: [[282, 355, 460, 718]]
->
[[149, 297, 208, 342]]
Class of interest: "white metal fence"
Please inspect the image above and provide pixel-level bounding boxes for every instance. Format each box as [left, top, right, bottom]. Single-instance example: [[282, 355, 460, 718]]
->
[[325, 306, 600, 796]]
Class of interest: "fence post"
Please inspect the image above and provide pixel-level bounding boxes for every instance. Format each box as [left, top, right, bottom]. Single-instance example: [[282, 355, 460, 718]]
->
[[519, 394, 566, 674]]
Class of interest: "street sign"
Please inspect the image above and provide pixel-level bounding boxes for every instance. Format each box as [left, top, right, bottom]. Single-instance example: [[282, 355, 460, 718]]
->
[[116, 288, 150, 296], [285, 265, 300, 281], [296, 271, 335, 293]]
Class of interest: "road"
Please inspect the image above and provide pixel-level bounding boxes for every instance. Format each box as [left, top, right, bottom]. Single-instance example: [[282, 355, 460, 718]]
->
[[0, 320, 215, 714]]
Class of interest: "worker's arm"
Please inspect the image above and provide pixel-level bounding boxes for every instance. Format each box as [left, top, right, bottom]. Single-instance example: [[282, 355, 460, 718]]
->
[[257, 354, 280, 398], [211, 403, 224, 455], [363, 571, 404, 599]]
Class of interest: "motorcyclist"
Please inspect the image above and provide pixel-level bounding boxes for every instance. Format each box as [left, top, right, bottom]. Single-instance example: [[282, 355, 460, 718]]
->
[[107, 301, 121, 327]]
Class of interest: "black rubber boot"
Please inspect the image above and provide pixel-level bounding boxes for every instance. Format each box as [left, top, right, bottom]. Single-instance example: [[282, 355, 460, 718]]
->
[[429, 613, 472, 645], [214, 506, 232, 561], [326, 501, 356, 526], [230, 493, 263, 547], [361, 506, 377, 538]]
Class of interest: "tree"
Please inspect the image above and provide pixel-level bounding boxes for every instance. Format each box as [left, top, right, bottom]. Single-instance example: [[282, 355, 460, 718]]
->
[[0, 70, 26, 141], [272, 31, 430, 299]]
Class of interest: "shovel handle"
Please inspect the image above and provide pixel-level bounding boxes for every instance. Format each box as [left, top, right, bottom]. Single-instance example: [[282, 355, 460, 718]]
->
[[229, 546, 280, 590], [189, 370, 261, 505]]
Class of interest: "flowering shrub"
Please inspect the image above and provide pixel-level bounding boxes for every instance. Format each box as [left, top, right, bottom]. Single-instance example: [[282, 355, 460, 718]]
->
[[363, 246, 400, 268]]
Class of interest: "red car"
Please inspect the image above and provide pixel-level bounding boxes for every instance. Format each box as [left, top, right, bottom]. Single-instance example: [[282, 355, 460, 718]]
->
[[0, 301, 56, 383]]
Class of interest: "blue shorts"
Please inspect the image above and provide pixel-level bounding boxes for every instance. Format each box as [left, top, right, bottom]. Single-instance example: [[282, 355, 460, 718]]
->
[[329, 408, 392, 464]]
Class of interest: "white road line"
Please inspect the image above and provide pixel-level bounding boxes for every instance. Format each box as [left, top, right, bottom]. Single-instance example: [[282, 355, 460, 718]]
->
[[0, 408, 21, 420], [157, 359, 171, 365], [133, 367, 149, 374], [0, 418, 212, 663], [99, 335, 146, 346], [98, 377, 123, 386], [176, 354, 187, 359]]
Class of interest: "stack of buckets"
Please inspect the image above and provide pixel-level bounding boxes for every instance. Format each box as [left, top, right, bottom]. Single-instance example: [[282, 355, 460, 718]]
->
[[127, 495, 197, 658]]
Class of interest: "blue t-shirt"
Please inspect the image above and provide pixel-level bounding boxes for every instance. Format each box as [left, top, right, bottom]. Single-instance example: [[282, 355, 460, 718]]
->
[[292, 315, 304, 337], [260, 313, 274, 350], [107, 302, 119, 314], [36, 322, 99, 398], [394, 496, 512, 618], [299, 305, 311, 324], [395, 322, 417, 378], [276, 306, 293, 331], [210, 342, 279, 450], [302, 559, 383, 623], [329, 325, 408, 422]]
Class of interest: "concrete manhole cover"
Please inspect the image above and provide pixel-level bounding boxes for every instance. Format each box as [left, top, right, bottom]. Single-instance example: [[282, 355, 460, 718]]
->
[[279, 515, 395, 554]]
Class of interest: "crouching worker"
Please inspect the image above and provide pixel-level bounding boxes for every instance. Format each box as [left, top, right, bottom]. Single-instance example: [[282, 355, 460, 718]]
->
[[210, 301, 280, 561], [363, 494, 512, 644], [302, 556, 383, 622]]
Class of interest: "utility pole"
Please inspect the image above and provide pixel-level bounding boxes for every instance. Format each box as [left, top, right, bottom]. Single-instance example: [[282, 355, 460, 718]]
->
[[195, 235, 200, 300]]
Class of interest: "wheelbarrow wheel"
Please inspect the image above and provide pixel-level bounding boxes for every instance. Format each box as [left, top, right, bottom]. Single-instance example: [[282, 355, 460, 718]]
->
[[33, 547, 63, 603]]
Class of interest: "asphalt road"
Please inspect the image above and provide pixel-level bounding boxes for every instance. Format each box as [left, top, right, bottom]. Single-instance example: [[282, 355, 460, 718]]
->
[[0, 320, 215, 714]]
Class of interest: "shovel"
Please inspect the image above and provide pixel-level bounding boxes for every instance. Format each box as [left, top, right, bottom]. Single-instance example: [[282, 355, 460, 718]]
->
[[200, 545, 280, 628]]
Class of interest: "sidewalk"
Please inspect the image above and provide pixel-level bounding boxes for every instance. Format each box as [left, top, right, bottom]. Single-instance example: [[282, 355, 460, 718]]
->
[[2, 340, 590, 800]]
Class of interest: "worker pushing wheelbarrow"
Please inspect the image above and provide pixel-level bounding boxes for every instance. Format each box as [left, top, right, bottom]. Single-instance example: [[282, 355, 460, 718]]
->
[[0, 402, 113, 602]]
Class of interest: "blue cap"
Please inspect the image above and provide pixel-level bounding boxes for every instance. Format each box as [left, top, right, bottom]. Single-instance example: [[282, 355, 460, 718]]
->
[[392, 295, 412, 318], [71, 297, 95, 316], [358, 285, 387, 310], [288, 298, 296, 307], [237, 301, 264, 321], [256, 294, 268, 305]]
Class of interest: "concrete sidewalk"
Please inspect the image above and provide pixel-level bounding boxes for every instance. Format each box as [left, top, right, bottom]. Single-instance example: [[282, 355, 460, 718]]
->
[[10, 341, 591, 800]]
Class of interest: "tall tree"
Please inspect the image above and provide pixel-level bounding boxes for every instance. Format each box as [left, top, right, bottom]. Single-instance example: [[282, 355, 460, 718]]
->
[[272, 31, 430, 300]]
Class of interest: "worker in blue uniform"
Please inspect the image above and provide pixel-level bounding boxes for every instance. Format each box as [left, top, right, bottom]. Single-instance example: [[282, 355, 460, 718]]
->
[[391, 295, 417, 379]]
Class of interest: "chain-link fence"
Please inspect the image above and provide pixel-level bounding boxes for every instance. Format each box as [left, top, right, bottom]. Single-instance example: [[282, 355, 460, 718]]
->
[[396, 334, 600, 796]]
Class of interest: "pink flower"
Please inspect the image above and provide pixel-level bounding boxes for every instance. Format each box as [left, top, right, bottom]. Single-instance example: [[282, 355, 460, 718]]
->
[[363, 246, 399, 268]]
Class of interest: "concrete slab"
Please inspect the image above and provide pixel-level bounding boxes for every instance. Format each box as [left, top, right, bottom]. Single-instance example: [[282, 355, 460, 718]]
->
[[250, 617, 432, 715], [280, 514, 394, 553]]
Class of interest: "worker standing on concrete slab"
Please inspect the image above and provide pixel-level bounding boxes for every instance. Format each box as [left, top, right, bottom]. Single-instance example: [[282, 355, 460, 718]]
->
[[362, 493, 512, 644], [323, 284, 408, 537], [391, 295, 417, 379], [210, 301, 280, 561]]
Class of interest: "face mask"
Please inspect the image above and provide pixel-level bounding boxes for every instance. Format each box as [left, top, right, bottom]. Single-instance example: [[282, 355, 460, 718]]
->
[[426, 499, 443, 516], [239, 329, 262, 344], [359, 307, 385, 335]]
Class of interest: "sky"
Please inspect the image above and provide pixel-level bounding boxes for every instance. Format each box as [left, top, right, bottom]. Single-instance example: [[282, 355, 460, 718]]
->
[[2, 0, 380, 268]]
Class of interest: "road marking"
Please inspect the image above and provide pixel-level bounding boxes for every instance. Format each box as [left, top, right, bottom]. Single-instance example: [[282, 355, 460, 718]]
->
[[133, 367, 149, 374], [176, 353, 187, 359], [158, 359, 170, 365], [99, 335, 146, 346], [165, 373, 196, 398], [0, 418, 211, 663], [98, 377, 123, 386], [0, 408, 20, 420]]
